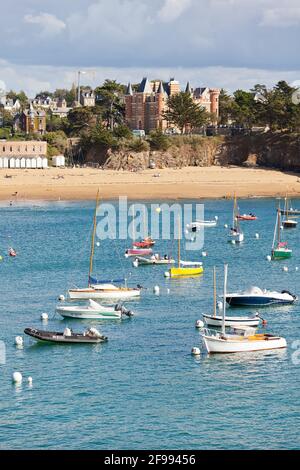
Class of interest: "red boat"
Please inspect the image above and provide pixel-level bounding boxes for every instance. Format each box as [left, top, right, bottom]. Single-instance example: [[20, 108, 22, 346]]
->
[[9, 247, 17, 257], [132, 237, 155, 248], [237, 214, 257, 221]]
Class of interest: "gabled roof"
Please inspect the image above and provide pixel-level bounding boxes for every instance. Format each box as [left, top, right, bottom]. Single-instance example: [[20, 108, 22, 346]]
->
[[185, 82, 192, 94], [126, 82, 133, 95], [193, 87, 209, 98]]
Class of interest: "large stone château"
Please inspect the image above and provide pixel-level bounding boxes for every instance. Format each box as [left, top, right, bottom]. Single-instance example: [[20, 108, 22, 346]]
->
[[125, 77, 220, 133]]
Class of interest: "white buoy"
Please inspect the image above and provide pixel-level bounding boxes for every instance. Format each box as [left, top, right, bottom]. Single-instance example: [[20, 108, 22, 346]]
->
[[296, 267, 299, 271], [167, 288, 170, 294], [195, 320, 204, 329], [191, 347, 201, 356], [255, 233, 259, 239], [266, 255, 271, 262], [96, 241, 100, 247], [224, 224, 228, 228], [231, 240, 236, 245], [164, 271, 170, 278], [215, 215, 219, 221], [283, 266, 288, 272], [280, 225, 283, 230], [153, 285, 160, 295], [41, 312, 48, 321], [28, 377, 33, 386], [12, 372, 22, 384], [217, 301, 223, 310], [132, 259, 139, 268], [58, 294, 65, 302], [14, 336, 23, 347], [202, 251, 207, 257]]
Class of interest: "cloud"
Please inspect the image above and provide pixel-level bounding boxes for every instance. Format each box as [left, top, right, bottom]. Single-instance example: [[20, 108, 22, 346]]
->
[[23, 13, 66, 37], [158, 0, 192, 23], [260, 7, 300, 27]]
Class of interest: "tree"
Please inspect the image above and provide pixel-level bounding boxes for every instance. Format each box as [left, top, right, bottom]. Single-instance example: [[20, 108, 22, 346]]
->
[[66, 107, 97, 136], [163, 92, 210, 134], [148, 129, 171, 151], [94, 79, 125, 130], [218, 89, 234, 125]]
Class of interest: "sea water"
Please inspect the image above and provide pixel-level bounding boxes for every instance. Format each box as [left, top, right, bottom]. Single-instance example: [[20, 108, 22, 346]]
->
[[0, 198, 299, 449]]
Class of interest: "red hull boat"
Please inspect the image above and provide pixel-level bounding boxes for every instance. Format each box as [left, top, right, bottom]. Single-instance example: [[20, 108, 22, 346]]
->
[[237, 214, 257, 221], [132, 238, 155, 248]]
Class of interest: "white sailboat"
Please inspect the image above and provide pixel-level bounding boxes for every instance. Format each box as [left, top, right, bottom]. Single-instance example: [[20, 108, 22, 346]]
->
[[68, 191, 141, 300], [228, 194, 244, 243], [201, 265, 287, 354], [202, 267, 260, 328]]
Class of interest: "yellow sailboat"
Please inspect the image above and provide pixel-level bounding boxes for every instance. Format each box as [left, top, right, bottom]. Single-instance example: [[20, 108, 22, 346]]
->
[[166, 217, 203, 278]]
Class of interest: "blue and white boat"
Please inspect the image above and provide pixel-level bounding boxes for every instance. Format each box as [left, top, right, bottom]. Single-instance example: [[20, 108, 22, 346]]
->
[[224, 286, 297, 307]]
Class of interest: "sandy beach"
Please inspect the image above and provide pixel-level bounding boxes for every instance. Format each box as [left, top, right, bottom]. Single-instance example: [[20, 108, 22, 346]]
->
[[1, 166, 300, 201]]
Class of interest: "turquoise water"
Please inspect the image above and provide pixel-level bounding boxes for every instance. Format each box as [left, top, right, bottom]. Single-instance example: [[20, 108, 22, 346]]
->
[[0, 198, 299, 450]]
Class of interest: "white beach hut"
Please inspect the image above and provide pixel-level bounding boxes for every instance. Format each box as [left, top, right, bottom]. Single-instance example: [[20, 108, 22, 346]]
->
[[15, 158, 20, 169], [3, 157, 9, 168], [31, 158, 37, 169], [0, 157, 3, 168], [36, 156, 42, 169], [9, 157, 16, 169], [26, 158, 32, 169], [42, 158, 48, 169], [20, 158, 26, 169]]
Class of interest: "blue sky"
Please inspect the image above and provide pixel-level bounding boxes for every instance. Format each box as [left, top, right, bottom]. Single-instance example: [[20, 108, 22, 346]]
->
[[1, 0, 300, 96]]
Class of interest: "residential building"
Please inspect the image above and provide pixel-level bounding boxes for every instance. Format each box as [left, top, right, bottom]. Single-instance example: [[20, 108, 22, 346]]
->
[[80, 89, 95, 107], [15, 105, 46, 135], [125, 77, 220, 133], [51, 98, 72, 118]]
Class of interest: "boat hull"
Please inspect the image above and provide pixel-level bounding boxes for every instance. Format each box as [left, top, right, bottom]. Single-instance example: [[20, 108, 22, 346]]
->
[[283, 221, 297, 228], [271, 248, 292, 260], [56, 307, 121, 319], [202, 335, 287, 353], [168, 266, 203, 278], [24, 328, 107, 344], [125, 248, 153, 257], [68, 288, 141, 300], [228, 232, 244, 243], [203, 314, 260, 327], [135, 256, 175, 266], [225, 295, 295, 307]]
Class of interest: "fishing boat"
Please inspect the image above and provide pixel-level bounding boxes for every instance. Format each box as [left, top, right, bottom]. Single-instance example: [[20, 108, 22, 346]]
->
[[186, 220, 217, 231], [56, 299, 134, 320], [271, 208, 292, 259], [202, 267, 261, 328], [201, 265, 287, 354], [133, 254, 175, 266], [236, 214, 257, 221], [133, 237, 155, 248], [24, 327, 108, 344], [67, 191, 141, 301], [228, 195, 244, 242], [165, 217, 203, 278], [282, 196, 298, 228], [125, 247, 153, 257], [225, 286, 297, 306]]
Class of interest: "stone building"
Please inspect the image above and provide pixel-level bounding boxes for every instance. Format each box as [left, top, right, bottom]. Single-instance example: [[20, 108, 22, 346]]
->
[[80, 89, 95, 107], [125, 77, 220, 133], [15, 106, 46, 135], [0, 140, 48, 168]]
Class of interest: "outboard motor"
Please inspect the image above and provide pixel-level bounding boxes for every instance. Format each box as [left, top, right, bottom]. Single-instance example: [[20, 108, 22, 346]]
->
[[115, 303, 122, 311], [121, 306, 134, 317]]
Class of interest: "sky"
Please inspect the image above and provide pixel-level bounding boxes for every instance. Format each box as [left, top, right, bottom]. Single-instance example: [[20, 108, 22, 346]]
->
[[0, 0, 300, 96]]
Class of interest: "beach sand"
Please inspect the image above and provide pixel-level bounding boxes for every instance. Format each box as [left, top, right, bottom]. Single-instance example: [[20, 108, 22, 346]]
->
[[0, 166, 300, 201]]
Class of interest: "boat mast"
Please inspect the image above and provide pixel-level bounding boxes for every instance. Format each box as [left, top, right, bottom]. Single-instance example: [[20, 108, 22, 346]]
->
[[213, 267, 217, 318], [88, 189, 100, 286], [222, 264, 228, 335], [178, 215, 181, 268], [277, 208, 281, 245]]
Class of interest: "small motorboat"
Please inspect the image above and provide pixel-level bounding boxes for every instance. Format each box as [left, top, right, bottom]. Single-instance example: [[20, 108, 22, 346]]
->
[[186, 220, 217, 231], [56, 299, 134, 319], [237, 214, 257, 221], [224, 286, 297, 307], [133, 237, 155, 248], [24, 327, 108, 344], [125, 248, 153, 257], [282, 219, 297, 229], [133, 254, 175, 266], [9, 247, 17, 257]]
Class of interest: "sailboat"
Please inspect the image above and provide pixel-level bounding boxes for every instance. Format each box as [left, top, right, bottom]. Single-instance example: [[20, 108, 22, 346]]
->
[[202, 267, 260, 328], [271, 208, 292, 260], [282, 195, 298, 228], [280, 197, 300, 216], [228, 194, 244, 243], [68, 191, 141, 300], [165, 217, 203, 278], [201, 265, 287, 354]]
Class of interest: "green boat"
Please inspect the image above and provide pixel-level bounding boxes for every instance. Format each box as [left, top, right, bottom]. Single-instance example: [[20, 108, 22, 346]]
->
[[271, 208, 292, 260]]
